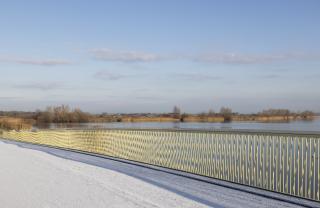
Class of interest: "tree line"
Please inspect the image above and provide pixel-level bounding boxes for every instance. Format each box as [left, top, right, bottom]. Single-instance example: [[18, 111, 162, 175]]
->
[[0, 105, 316, 125], [171, 106, 315, 121], [34, 105, 91, 123]]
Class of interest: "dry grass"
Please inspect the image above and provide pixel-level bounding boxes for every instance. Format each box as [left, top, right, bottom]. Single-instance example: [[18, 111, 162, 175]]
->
[[121, 116, 179, 122], [183, 116, 225, 122], [0, 117, 34, 130], [232, 115, 315, 122]]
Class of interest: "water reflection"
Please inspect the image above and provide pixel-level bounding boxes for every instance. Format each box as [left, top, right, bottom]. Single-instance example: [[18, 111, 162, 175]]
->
[[35, 117, 320, 132]]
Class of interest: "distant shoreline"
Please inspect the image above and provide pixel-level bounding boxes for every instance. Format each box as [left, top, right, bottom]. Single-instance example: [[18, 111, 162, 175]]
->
[[1, 107, 318, 131], [95, 115, 316, 123]]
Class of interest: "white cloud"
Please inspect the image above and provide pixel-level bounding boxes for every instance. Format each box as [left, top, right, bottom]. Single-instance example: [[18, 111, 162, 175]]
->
[[0, 56, 72, 66], [174, 73, 222, 81], [194, 52, 320, 64], [13, 82, 63, 91], [0, 96, 21, 100], [258, 74, 281, 79], [90, 48, 161, 62], [94, 71, 128, 80], [89, 48, 320, 64]]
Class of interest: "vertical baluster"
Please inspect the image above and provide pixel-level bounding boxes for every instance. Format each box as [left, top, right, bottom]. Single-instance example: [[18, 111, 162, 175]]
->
[[244, 135, 247, 185], [233, 135, 236, 183], [316, 138, 320, 201], [311, 137, 315, 200], [237, 135, 240, 183], [260, 135, 263, 189], [213, 133, 216, 178], [241, 134, 244, 184]]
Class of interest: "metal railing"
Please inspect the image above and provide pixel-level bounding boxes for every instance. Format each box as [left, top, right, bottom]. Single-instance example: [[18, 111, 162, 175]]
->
[[1, 129, 319, 201]]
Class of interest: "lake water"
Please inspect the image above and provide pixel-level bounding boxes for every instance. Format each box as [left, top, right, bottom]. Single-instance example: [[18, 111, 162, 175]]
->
[[40, 117, 320, 132]]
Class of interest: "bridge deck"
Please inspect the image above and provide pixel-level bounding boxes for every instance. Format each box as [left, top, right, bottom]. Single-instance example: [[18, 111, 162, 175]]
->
[[0, 139, 317, 208]]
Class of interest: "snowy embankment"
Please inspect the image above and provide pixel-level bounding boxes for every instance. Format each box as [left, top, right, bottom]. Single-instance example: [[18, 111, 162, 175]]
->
[[0, 139, 309, 208], [0, 140, 206, 208]]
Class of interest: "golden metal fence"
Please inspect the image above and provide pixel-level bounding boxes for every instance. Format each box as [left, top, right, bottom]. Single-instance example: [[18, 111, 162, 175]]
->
[[1, 129, 319, 201]]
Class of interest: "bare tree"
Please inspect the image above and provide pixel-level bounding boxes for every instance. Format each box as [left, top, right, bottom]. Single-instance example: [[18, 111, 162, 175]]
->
[[35, 105, 91, 123], [300, 111, 314, 119], [208, 109, 215, 116], [36, 106, 54, 123], [259, 109, 291, 116], [220, 107, 232, 122], [172, 106, 181, 119]]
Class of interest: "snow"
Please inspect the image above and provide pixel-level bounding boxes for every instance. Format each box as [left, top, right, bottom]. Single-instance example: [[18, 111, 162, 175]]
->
[[0, 140, 206, 208], [0, 139, 307, 208]]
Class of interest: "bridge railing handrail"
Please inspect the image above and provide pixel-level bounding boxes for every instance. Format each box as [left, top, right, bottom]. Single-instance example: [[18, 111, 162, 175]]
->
[[1, 128, 320, 202]]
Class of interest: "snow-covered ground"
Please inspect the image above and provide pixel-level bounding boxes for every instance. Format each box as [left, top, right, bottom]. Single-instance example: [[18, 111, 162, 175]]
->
[[0, 140, 207, 208], [0, 139, 308, 208]]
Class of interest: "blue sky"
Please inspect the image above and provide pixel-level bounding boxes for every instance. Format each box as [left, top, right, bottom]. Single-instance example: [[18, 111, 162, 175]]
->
[[0, 0, 319, 113]]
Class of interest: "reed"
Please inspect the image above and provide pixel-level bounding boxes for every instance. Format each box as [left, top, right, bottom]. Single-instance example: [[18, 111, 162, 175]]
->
[[0, 117, 34, 130]]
